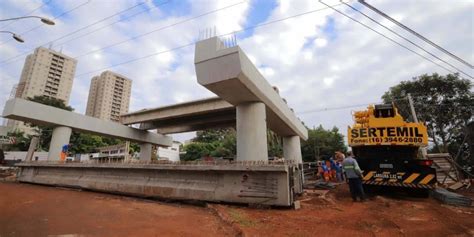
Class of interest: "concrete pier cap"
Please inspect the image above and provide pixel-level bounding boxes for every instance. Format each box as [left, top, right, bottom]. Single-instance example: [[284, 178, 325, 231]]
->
[[2, 98, 173, 160], [194, 37, 308, 162]]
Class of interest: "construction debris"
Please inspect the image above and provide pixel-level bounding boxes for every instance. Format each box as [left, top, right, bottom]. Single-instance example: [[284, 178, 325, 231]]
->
[[431, 188, 473, 207], [314, 181, 336, 189], [448, 182, 467, 191]]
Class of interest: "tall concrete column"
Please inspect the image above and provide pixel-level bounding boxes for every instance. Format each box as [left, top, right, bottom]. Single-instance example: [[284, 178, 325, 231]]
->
[[283, 136, 302, 164], [48, 126, 72, 161], [140, 143, 152, 161], [236, 102, 268, 161]]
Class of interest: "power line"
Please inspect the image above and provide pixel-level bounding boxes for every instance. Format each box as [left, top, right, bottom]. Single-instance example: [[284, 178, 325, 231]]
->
[[0, 0, 52, 30], [53, 0, 170, 49], [74, 2, 349, 78], [319, 0, 472, 81], [341, 1, 473, 79], [72, 0, 246, 60], [0, 0, 92, 46], [0, 0, 156, 64], [358, 0, 473, 69], [297, 102, 474, 115]]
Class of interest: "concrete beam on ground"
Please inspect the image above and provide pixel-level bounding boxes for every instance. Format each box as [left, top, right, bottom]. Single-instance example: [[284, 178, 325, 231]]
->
[[194, 37, 308, 140], [2, 98, 172, 146], [16, 162, 295, 206]]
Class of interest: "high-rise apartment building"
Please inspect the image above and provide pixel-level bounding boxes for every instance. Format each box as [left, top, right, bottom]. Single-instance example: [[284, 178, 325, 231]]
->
[[15, 47, 77, 102], [85, 71, 132, 122], [7, 47, 77, 134]]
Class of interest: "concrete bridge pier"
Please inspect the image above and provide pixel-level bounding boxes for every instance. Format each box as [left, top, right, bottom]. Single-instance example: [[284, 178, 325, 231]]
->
[[48, 126, 72, 160], [139, 143, 153, 161], [236, 102, 268, 162], [283, 136, 303, 164]]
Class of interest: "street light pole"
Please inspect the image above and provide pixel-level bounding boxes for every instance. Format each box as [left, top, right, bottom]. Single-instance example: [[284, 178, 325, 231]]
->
[[0, 31, 24, 43], [0, 15, 55, 43], [0, 16, 55, 25]]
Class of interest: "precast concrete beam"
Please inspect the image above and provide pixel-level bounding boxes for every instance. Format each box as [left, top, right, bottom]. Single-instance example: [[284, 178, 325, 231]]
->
[[140, 143, 153, 161], [48, 126, 72, 160], [236, 102, 268, 161], [16, 162, 297, 206], [283, 136, 303, 164], [2, 98, 172, 147], [121, 97, 233, 125], [194, 37, 308, 140], [137, 108, 236, 134]]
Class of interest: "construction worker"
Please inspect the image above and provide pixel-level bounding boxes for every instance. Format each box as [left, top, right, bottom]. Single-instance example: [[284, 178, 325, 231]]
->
[[342, 151, 366, 202]]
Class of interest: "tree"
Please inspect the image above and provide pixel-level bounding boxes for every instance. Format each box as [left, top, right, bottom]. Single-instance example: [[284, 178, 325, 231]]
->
[[381, 73, 473, 158], [267, 130, 283, 157], [182, 128, 236, 160], [28, 95, 74, 111], [301, 125, 347, 162], [181, 142, 216, 161], [193, 129, 232, 143], [5, 131, 31, 151], [181, 128, 285, 161]]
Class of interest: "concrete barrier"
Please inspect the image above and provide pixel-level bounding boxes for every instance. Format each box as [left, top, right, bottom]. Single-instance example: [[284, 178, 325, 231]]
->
[[16, 162, 298, 207]]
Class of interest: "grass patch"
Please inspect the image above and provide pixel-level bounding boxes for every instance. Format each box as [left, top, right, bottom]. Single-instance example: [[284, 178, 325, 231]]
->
[[228, 209, 257, 227]]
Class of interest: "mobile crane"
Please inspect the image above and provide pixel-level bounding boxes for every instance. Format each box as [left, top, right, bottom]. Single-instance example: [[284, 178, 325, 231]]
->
[[348, 104, 437, 190]]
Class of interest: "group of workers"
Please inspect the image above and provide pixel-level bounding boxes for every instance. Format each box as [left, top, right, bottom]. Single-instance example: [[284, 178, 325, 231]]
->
[[318, 151, 366, 202]]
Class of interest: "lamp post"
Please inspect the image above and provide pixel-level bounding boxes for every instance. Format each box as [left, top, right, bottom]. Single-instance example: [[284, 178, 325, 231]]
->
[[0, 31, 24, 43], [0, 16, 55, 43], [0, 16, 55, 25]]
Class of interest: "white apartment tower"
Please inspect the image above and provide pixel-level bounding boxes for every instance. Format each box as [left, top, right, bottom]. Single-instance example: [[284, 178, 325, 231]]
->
[[7, 47, 77, 133], [85, 71, 132, 122]]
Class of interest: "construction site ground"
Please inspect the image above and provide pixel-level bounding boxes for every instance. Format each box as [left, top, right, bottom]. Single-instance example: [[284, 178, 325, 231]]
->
[[0, 180, 473, 237]]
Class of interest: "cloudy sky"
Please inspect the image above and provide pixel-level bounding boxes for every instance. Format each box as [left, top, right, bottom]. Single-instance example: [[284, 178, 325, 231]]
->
[[0, 0, 472, 142]]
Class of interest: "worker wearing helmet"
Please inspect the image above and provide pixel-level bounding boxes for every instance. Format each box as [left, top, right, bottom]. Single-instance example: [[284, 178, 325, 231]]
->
[[342, 151, 366, 202]]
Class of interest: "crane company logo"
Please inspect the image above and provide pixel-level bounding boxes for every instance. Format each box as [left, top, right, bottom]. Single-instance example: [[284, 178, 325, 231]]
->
[[349, 126, 426, 145], [351, 127, 424, 138]]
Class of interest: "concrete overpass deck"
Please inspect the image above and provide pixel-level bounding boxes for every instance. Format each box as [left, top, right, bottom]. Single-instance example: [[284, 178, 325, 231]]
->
[[120, 97, 235, 134]]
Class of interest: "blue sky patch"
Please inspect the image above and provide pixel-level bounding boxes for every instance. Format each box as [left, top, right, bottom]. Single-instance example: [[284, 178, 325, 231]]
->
[[240, 0, 277, 38]]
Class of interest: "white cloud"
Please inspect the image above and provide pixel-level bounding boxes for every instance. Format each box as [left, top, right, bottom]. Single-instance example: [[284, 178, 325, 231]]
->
[[314, 38, 328, 47]]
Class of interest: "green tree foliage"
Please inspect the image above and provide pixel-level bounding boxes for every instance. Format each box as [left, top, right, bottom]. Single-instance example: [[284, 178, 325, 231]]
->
[[182, 128, 237, 160], [381, 73, 473, 160], [181, 128, 284, 161], [5, 130, 31, 151], [181, 142, 216, 161], [301, 125, 347, 162], [183, 126, 346, 162], [28, 95, 74, 111], [268, 130, 283, 157], [68, 133, 120, 154]]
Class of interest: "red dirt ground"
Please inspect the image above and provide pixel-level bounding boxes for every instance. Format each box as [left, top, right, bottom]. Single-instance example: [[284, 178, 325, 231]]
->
[[1, 181, 473, 237], [0, 182, 237, 237], [214, 185, 474, 237]]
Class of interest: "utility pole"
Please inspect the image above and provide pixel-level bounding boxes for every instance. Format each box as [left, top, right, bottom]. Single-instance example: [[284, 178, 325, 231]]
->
[[407, 93, 427, 158]]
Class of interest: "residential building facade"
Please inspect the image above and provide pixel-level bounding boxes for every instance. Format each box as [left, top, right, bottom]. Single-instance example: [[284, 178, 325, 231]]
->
[[85, 71, 132, 122], [7, 47, 77, 134]]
